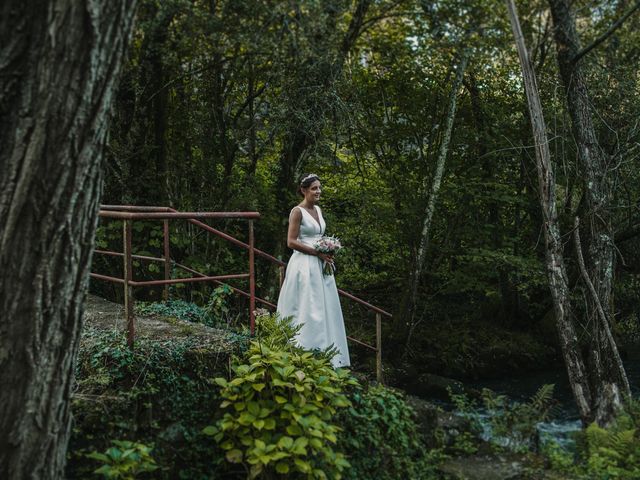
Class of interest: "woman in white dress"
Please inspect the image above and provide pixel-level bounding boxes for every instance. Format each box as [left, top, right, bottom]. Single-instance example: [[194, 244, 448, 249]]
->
[[276, 174, 350, 368]]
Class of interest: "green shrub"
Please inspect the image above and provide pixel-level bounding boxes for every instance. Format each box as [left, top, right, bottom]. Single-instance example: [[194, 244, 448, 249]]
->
[[135, 299, 213, 325], [538, 399, 640, 479], [87, 440, 158, 479], [205, 313, 356, 479], [336, 384, 445, 480], [580, 409, 640, 479], [68, 326, 234, 479], [135, 285, 235, 327], [203, 284, 235, 325]]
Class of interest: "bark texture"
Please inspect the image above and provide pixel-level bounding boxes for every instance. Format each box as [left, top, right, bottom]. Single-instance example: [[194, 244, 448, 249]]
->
[[0, 1, 138, 478], [548, 0, 630, 425], [506, 0, 593, 423]]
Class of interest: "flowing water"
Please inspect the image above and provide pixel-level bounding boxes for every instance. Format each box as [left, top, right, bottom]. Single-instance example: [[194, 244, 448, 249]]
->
[[465, 355, 640, 449]]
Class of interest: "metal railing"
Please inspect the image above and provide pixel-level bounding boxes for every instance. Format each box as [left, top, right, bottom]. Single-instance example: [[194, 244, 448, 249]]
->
[[91, 205, 391, 381]]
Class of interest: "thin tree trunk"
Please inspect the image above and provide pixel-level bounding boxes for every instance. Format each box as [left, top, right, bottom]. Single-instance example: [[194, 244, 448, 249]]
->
[[505, 0, 593, 423], [402, 46, 471, 347], [0, 1, 138, 478], [548, 0, 630, 424], [574, 216, 631, 396]]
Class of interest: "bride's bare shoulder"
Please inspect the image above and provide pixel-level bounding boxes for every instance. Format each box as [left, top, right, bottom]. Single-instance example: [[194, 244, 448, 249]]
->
[[289, 206, 303, 219]]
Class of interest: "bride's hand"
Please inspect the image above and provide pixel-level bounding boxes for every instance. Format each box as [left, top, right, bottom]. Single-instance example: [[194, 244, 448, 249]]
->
[[317, 252, 334, 265]]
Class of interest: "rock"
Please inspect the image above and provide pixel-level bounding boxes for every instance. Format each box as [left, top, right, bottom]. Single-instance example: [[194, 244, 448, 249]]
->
[[405, 395, 482, 449], [158, 422, 187, 443], [407, 372, 467, 400], [439, 453, 528, 480]]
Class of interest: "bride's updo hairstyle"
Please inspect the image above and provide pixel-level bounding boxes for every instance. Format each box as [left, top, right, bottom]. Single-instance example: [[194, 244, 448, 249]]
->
[[298, 173, 320, 197]]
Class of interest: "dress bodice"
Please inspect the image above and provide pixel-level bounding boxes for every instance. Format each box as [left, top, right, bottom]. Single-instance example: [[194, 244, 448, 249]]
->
[[296, 205, 325, 246]]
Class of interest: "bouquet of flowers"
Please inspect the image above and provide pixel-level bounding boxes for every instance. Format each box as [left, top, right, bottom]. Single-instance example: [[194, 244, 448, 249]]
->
[[313, 235, 343, 276]]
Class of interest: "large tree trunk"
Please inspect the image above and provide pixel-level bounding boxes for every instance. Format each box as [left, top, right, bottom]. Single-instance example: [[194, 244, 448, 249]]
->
[[505, 0, 593, 423], [0, 1, 137, 478], [548, 0, 630, 425]]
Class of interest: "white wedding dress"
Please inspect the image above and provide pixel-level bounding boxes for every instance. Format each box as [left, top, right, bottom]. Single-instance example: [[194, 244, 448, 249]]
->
[[277, 205, 350, 368]]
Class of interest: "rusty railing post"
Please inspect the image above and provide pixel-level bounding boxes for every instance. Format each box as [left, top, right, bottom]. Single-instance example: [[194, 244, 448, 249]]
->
[[278, 264, 284, 288], [249, 219, 256, 335], [123, 219, 135, 348], [163, 219, 170, 301], [376, 312, 382, 383]]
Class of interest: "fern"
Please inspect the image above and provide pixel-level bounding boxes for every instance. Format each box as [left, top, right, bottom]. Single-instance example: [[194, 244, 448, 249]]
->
[[530, 383, 555, 414], [581, 411, 640, 479]]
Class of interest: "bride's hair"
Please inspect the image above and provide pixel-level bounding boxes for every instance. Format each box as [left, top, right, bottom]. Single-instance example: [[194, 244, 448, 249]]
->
[[298, 173, 320, 196]]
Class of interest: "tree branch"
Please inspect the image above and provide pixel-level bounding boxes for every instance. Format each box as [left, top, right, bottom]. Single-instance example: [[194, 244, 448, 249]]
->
[[340, 0, 371, 59], [573, 1, 640, 63], [573, 217, 631, 397]]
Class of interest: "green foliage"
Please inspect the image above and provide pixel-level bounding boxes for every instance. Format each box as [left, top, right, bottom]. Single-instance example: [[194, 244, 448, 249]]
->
[[451, 431, 479, 456], [540, 440, 576, 474], [540, 400, 640, 479], [449, 384, 556, 453], [68, 326, 234, 479], [203, 284, 235, 325], [578, 405, 640, 480], [136, 299, 211, 324], [336, 384, 445, 480], [135, 285, 234, 328], [253, 309, 303, 351], [481, 384, 557, 452], [205, 313, 356, 479], [87, 440, 158, 479]]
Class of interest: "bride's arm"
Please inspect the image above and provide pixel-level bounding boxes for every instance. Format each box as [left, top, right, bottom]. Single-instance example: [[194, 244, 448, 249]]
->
[[286, 208, 333, 264]]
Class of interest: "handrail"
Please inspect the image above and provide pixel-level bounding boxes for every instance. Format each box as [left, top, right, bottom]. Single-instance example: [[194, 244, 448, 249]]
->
[[99, 211, 260, 220], [92, 208, 258, 347], [163, 207, 391, 317], [91, 204, 390, 382]]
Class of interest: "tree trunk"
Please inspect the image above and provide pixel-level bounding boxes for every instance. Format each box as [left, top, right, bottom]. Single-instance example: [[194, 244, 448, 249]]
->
[[548, 0, 630, 424], [505, 0, 593, 423], [401, 46, 471, 347], [0, 1, 138, 478]]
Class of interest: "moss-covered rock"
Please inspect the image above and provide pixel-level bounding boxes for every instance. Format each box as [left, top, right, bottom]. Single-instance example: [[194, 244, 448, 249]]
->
[[67, 296, 245, 479]]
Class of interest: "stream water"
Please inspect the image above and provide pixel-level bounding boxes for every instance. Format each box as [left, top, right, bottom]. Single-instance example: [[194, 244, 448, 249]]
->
[[465, 355, 640, 449]]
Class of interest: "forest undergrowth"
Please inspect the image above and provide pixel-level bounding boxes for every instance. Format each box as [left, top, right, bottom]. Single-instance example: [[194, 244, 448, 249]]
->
[[70, 296, 640, 479]]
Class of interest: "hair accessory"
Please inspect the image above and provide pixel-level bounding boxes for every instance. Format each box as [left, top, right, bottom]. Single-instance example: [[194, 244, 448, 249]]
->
[[300, 173, 318, 185]]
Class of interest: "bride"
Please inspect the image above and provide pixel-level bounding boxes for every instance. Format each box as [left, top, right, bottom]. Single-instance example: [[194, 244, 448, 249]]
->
[[276, 173, 350, 368]]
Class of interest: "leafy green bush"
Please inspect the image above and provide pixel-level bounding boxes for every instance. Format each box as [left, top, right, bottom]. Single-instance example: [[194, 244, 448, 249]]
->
[[565, 401, 640, 479], [205, 313, 356, 479], [135, 299, 212, 324], [135, 285, 236, 328], [582, 420, 640, 479], [541, 403, 640, 480], [203, 284, 235, 325], [87, 440, 158, 479], [336, 384, 445, 480], [68, 326, 234, 479]]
